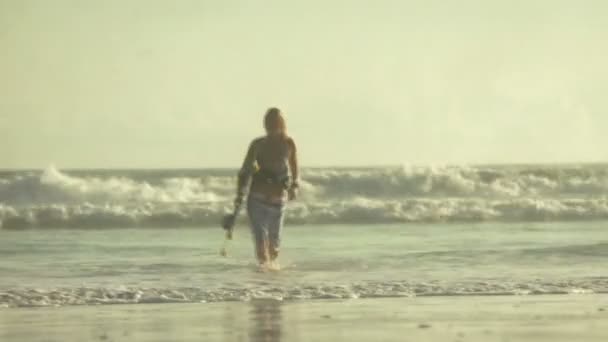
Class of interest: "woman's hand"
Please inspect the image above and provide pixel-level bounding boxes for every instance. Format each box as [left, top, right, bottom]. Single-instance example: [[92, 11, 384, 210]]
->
[[288, 188, 298, 201], [234, 195, 244, 208]]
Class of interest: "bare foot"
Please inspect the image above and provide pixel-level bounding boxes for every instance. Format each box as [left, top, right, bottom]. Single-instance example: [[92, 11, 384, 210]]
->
[[256, 260, 280, 272]]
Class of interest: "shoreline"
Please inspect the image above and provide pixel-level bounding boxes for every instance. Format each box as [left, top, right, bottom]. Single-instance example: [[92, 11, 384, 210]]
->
[[1, 294, 607, 342], [2, 280, 608, 309]]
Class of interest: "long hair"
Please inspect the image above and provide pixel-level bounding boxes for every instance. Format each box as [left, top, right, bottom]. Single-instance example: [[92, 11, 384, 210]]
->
[[264, 107, 287, 138]]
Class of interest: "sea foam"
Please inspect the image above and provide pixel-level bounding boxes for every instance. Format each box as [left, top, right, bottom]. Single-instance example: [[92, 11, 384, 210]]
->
[[1, 164, 608, 228], [2, 277, 607, 308]]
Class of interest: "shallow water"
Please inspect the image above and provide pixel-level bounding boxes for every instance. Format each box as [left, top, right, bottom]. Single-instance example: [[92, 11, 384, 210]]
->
[[1, 222, 606, 307], [1, 296, 607, 342]]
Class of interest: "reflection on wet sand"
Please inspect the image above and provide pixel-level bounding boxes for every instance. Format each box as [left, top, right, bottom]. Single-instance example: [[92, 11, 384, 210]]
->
[[248, 299, 283, 342]]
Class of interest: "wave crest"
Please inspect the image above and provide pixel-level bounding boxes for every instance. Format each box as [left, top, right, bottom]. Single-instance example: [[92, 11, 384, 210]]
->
[[2, 165, 608, 228]]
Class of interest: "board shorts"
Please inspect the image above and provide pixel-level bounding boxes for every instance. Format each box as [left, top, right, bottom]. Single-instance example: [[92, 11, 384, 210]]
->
[[247, 194, 286, 261]]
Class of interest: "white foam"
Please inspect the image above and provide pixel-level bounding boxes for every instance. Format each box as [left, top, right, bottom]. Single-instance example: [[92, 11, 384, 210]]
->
[[1, 278, 606, 308], [0, 165, 222, 206], [2, 165, 608, 228]]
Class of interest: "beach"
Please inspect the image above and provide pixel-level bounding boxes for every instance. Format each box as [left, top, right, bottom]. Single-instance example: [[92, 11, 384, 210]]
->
[[2, 167, 607, 340], [4, 0, 607, 338], [1, 295, 607, 342]]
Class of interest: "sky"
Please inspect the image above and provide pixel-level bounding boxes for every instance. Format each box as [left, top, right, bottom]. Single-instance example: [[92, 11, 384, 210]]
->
[[1, 0, 607, 169]]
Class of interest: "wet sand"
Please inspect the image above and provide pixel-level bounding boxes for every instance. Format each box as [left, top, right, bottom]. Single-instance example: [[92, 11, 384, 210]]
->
[[1, 295, 607, 342]]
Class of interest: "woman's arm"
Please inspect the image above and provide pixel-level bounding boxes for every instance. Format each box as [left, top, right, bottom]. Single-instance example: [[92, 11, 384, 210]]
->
[[288, 138, 299, 199], [236, 140, 258, 201]]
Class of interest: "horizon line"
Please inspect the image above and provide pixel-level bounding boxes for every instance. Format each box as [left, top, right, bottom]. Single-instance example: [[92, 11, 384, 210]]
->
[[1, 161, 608, 172]]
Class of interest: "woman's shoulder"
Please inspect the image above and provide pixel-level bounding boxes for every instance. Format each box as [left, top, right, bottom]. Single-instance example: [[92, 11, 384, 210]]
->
[[251, 135, 295, 149], [250, 136, 266, 146], [285, 136, 296, 148]]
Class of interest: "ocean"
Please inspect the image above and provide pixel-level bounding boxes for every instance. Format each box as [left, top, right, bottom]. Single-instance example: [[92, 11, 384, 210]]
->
[[0, 165, 607, 308]]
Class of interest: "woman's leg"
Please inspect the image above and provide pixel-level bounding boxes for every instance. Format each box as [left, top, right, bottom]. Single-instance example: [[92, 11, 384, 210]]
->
[[247, 197, 269, 264], [267, 206, 285, 261]]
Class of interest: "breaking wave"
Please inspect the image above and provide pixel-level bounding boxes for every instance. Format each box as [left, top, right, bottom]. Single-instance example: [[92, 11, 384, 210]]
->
[[2, 164, 608, 228]]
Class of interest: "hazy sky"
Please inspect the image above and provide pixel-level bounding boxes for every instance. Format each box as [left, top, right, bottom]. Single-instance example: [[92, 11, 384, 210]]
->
[[1, 0, 607, 168]]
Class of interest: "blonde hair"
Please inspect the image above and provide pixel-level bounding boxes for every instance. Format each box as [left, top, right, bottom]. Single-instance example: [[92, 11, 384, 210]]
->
[[264, 107, 287, 137]]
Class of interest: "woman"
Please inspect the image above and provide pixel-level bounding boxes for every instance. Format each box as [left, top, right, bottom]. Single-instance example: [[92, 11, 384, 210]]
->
[[235, 107, 299, 266]]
